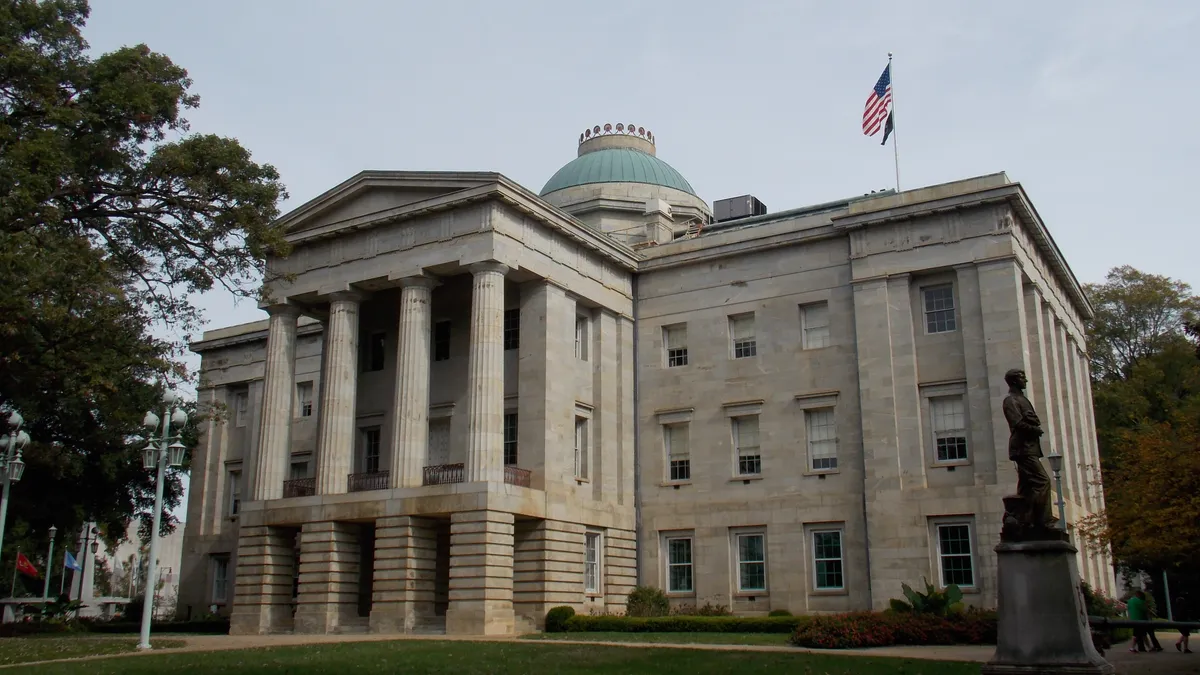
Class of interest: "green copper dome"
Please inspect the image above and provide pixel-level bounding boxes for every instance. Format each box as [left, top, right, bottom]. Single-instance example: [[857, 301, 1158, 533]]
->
[[540, 148, 697, 196]]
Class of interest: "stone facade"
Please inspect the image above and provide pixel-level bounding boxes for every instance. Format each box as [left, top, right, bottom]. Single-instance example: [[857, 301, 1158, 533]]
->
[[179, 132, 1113, 634]]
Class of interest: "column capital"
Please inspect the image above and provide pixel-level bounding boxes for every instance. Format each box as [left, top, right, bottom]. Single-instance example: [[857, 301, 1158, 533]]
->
[[398, 274, 441, 290], [263, 302, 303, 318], [327, 289, 367, 304], [467, 261, 511, 277]]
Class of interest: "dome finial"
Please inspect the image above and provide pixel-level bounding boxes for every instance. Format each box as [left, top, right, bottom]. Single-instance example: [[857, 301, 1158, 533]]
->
[[580, 122, 654, 147]]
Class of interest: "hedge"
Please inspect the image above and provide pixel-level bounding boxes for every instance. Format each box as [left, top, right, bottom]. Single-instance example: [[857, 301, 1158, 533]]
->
[[565, 615, 805, 634], [790, 611, 997, 649], [85, 619, 230, 635]]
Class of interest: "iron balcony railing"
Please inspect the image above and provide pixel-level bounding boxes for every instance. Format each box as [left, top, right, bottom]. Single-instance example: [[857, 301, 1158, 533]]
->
[[421, 463, 533, 487], [347, 470, 390, 493], [504, 465, 532, 487], [282, 477, 315, 498], [423, 463, 464, 486]]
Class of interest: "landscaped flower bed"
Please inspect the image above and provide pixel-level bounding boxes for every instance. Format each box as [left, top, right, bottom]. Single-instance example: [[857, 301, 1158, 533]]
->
[[790, 611, 997, 649]]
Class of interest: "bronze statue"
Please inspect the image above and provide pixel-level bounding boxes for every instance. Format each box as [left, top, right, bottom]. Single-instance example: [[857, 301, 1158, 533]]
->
[[1001, 369, 1058, 534]]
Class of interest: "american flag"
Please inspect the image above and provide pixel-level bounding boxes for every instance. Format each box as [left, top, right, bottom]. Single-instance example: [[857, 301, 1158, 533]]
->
[[862, 64, 892, 136]]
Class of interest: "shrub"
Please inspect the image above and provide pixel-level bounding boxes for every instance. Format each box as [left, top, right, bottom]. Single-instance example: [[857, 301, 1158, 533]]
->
[[544, 606, 575, 633], [790, 610, 997, 649], [625, 586, 670, 618], [768, 609, 792, 617], [566, 615, 804, 634], [671, 602, 732, 617], [888, 578, 964, 617]]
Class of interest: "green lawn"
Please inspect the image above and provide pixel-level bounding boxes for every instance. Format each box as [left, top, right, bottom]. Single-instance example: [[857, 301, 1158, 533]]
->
[[0, 637, 185, 665], [527, 631, 793, 646], [14, 640, 982, 674]]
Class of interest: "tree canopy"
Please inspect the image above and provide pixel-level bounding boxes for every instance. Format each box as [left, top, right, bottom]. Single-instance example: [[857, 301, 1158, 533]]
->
[[1078, 266, 1200, 576], [0, 0, 286, 564]]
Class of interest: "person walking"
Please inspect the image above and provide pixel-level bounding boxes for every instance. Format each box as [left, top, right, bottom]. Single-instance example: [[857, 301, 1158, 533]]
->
[[1128, 590, 1163, 653], [1176, 594, 1193, 654]]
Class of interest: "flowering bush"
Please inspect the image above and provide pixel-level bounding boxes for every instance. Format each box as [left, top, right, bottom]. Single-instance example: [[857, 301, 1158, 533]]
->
[[670, 602, 732, 616], [790, 610, 997, 649], [566, 614, 804, 633], [625, 586, 670, 618]]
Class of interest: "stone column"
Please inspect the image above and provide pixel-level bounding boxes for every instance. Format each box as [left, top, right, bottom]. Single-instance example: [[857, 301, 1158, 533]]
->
[[464, 262, 509, 484], [390, 275, 439, 488], [293, 522, 361, 634], [975, 259, 1032, 480], [315, 292, 363, 495], [229, 525, 297, 635], [252, 304, 301, 501], [517, 280, 574, 491], [446, 510, 515, 635], [369, 516, 437, 633]]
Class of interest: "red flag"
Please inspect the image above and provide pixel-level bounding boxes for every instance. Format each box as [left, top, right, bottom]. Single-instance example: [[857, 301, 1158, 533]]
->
[[15, 553, 38, 578]]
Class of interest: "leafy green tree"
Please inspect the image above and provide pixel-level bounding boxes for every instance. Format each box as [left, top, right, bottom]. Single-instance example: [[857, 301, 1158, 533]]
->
[[1079, 266, 1200, 581], [0, 1, 286, 566]]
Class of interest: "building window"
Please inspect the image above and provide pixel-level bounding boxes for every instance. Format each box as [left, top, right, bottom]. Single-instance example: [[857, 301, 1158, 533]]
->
[[211, 556, 229, 604], [433, 321, 451, 362], [730, 313, 757, 359], [227, 470, 241, 517], [664, 324, 688, 367], [234, 391, 248, 428], [362, 427, 381, 474], [801, 302, 830, 349], [732, 415, 761, 476], [667, 537, 693, 593], [664, 423, 690, 482], [813, 530, 844, 590], [364, 331, 386, 372], [931, 396, 968, 462], [574, 417, 589, 479], [584, 531, 602, 594], [575, 315, 589, 361], [504, 308, 520, 351], [503, 412, 518, 465], [923, 285, 957, 334], [937, 524, 975, 587], [297, 381, 314, 418], [736, 533, 766, 592], [806, 408, 838, 471], [289, 461, 308, 480]]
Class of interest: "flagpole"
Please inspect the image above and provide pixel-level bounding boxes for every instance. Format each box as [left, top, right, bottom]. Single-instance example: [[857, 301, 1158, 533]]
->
[[10, 548, 17, 597], [58, 553, 65, 596], [889, 52, 901, 192]]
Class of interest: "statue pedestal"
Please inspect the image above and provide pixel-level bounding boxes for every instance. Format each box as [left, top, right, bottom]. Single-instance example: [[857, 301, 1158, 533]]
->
[[982, 537, 1113, 675]]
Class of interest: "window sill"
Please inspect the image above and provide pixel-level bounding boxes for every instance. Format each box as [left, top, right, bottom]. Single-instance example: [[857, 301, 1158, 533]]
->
[[733, 591, 769, 599], [660, 481, 692, 488], [585, 593, 604, 599], [730, 475, 764, 483], [666, 591, 696, 598], [932, 460, 971, 469], [804, 469, 840, 477], [810, 588, 849, 597], [575, 477, 590, 484]]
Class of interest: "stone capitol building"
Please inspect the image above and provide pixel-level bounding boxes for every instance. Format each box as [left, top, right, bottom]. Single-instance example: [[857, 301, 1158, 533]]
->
[[179, 123, 1114, 635]]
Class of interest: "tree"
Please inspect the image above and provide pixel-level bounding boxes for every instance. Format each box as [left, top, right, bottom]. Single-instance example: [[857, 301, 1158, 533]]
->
[[0, 1, 286, 566], [1079, 266, 1200, 581], [1084, 266, 1200, 382]]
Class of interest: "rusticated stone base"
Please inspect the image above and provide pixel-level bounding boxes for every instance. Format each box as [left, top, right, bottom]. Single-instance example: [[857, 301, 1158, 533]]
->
[[445, 510, 515, 635], [981, 538, 1113, 675], [228, 525, 297, 635], [293, 521, 361, 634], [369, 516, 438, 633]]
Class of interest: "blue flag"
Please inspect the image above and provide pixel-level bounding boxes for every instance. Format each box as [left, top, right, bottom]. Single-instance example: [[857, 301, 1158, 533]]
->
[[64, 551, 81, 571]]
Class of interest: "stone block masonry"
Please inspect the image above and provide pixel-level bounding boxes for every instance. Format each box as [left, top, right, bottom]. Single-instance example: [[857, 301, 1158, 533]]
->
[[370, 516, 438, 633], [513, 519, 585, 627], [293, 521, 361, 634], [446, 510, 516, 635], [604, 528, 637, 614], [229, 525, 297, 635]]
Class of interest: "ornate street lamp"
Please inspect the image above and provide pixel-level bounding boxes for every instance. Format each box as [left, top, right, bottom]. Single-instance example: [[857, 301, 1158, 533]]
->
[[0, 411, 32, 565], [1046, 452, 1067, 531], [137, 390, 188, 651]]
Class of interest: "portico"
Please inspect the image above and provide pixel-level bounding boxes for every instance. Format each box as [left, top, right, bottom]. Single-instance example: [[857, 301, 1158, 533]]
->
[[225, 172, 639, 636]]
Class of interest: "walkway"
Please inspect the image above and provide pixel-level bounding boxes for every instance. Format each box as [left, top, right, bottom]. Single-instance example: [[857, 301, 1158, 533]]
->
[[5, 631, 1198, 673]]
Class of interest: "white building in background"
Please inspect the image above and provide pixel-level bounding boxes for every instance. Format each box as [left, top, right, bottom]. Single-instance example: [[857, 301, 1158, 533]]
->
[[179, 123, 1114, 635], [104, 520, 184, 620]]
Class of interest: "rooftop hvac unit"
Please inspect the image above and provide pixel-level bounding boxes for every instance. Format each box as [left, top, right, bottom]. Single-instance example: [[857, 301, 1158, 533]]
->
[[713, 195, 768, 223]]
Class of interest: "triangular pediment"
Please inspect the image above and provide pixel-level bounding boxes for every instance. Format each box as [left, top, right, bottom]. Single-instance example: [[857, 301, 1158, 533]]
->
[[277, 171, 503, 237]]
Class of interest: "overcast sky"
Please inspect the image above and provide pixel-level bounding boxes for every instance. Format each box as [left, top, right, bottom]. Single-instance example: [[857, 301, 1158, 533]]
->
[[85, 0, 1198, 346]]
